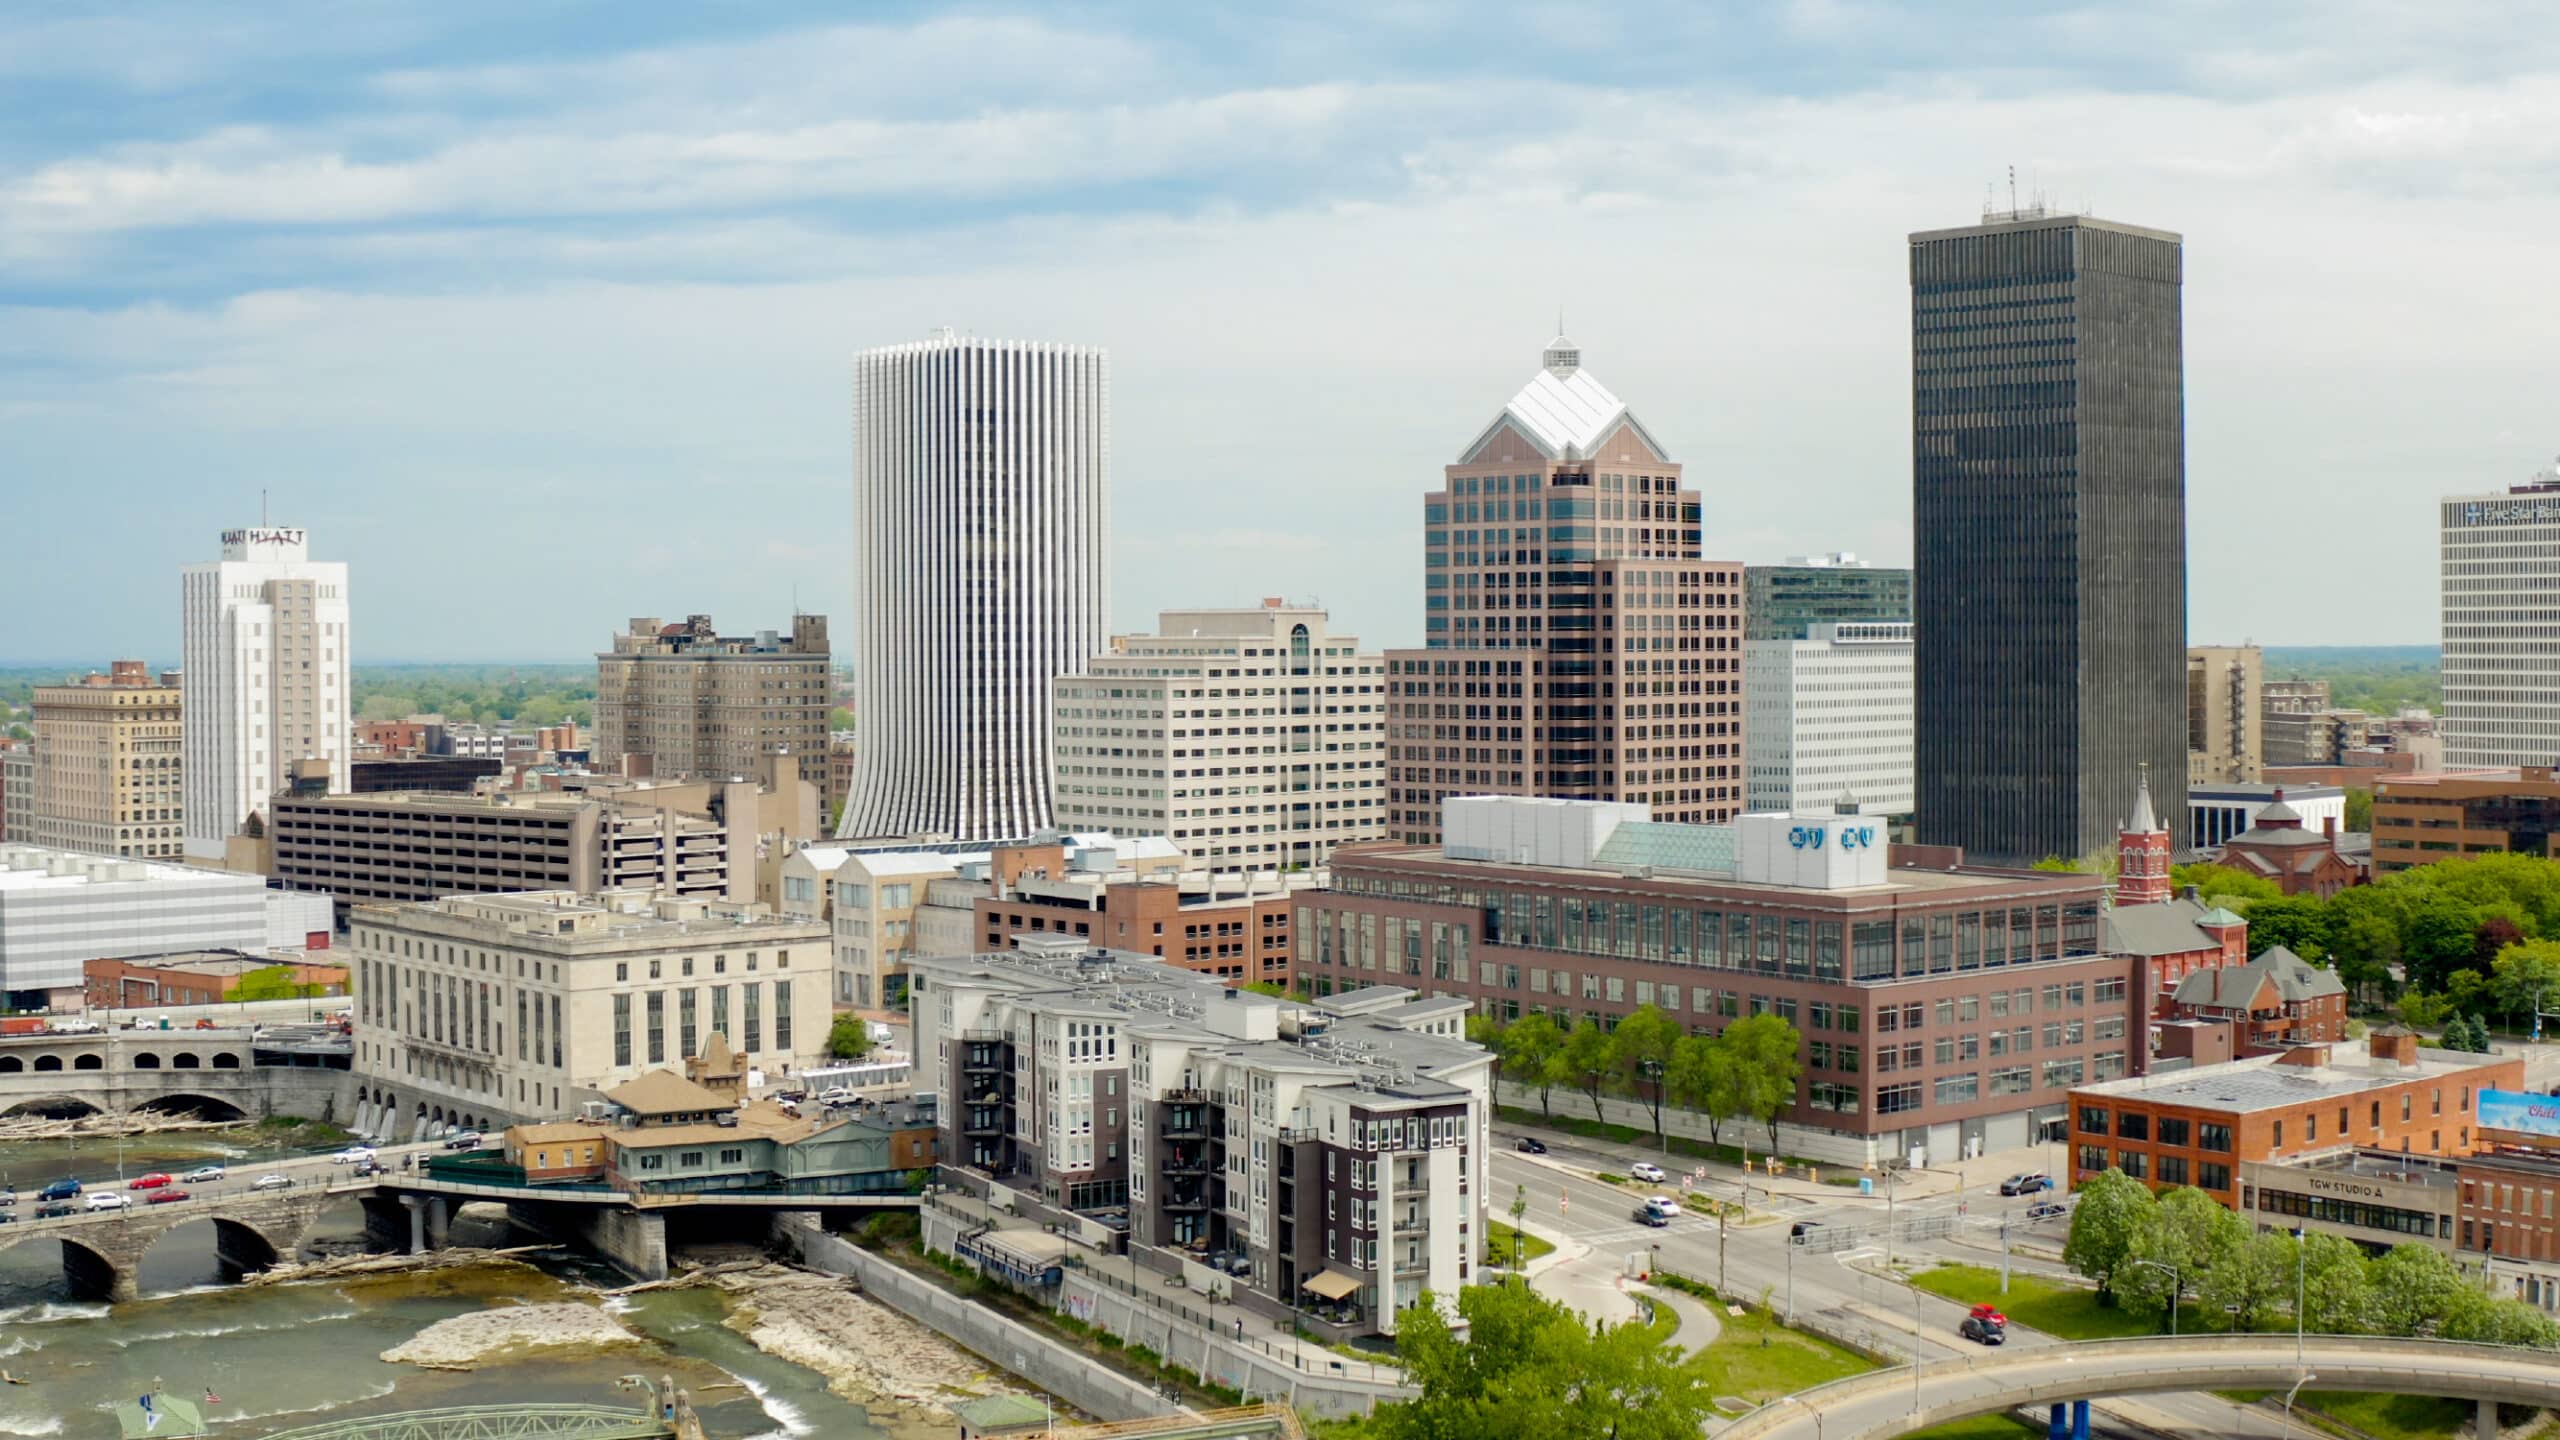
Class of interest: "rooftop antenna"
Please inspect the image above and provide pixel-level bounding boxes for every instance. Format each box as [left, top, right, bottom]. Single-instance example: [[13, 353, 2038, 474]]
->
[[2007, 165, 2018, 216], [261, 487, 268, 527]]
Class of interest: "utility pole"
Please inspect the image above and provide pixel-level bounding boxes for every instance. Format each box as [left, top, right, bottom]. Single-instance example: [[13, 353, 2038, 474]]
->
[[1999, 1213, 2011, 1295], [1718, 1203, 1729, 1294]]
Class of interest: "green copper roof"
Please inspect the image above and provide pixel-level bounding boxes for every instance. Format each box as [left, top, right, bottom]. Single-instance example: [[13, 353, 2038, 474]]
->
[[2197, 906, 2245, 927]]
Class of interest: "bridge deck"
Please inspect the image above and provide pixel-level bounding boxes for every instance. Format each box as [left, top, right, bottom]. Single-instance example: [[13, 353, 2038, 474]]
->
[[255, 1403, 671, 1440]]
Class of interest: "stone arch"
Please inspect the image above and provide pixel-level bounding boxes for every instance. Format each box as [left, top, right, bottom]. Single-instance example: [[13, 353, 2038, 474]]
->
[[129, 1051, 160, 1069], [0, 1055, 20, 1073], [0, 1227, 128, 1302], [134, 1093, 249, 1123], [212, 1052, 240, 1069], [171, 1052, 202, 1069], [33, 1054, 63, 1071], [136, 1215, 288, 1287], [1, 1095, 101, 1118], [73, 1052, 103, 1070]]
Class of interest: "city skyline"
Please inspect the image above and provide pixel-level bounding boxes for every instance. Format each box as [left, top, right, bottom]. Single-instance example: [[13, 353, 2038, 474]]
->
[[11, 5, 2560, 663]]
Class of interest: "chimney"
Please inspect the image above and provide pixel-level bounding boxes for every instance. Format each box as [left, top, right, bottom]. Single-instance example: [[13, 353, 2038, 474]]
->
[[2369, 1027, 2418, 1068], [2324, 815, 2338, 841]]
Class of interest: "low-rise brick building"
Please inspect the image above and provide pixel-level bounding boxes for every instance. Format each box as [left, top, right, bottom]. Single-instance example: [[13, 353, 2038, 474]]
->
[[2160, 945, 2348, 1054]]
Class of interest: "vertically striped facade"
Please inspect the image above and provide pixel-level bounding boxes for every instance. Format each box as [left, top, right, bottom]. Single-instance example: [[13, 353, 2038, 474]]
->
[[2441, 477, 2560, 769], [1910, 214, 2186, 867], [843, 331, 1109, 841], [181, 527, 352, 860]]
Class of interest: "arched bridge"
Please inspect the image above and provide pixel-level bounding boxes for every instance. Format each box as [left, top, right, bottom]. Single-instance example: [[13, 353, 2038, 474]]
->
[[0, 1029, 348, 1122], [0, 1183, 382, 1302], [1721, 1335, 2560, 1440]]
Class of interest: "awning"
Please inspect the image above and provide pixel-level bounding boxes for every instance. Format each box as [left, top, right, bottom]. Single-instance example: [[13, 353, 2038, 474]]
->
[[1301, 1269, 1362, 1301]]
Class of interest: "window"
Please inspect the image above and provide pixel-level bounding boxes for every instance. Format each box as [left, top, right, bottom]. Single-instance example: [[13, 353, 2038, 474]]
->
[[1876, 1082, 1922, 1115], [2271, 1119, 2283, 1148], [2117, 1151, 2147, 1180], [2199, 1162, 2232, 1191], [2157, 1156, 2188, 1186], [719, 1148, 744, 1165], [646, 991, 666, 1065], [2116, 1112, 2148, 1142], [2079, 1107, 2109, 1136], [613, 993, 632, 1067], [2156, 1116, 2189, 1148], [2199, 1123, 2234, 1154]]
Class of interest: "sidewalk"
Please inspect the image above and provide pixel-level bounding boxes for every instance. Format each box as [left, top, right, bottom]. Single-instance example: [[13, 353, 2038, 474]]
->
[[1514, 1213, 1641, 1327]]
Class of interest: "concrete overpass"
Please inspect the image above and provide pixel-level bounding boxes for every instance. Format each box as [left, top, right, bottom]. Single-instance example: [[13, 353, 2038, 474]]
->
[[1720, 1335, 2560, 1440], [0, 1028, 350, 1123]]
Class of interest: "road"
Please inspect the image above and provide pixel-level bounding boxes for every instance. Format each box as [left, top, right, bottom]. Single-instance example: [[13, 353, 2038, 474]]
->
[[0, 1136, 455, 1229], [1487, 1129, 2305, 1440]]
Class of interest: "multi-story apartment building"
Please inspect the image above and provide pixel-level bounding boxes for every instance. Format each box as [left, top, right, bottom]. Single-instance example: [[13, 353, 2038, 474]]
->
[[0, 742, 27, 843], [781, 832, 1182, 1009], [1384, 335, 1746, 845], [2444, 469, 2560, 769], [2188, 645, 2264, 785], [2264, 708, 2374, 769], [0, 844, 269, 1010], [1743, 621, 1914, 817], [181, 526, 352, 860], [27, 661, 184, 858], [972, 868, 1316, 988], [2070, 1028, 2520, 1208], [1743, 554, 1911, 641], [347, 888, 830, 1136], [910, 938, 1492, 1338], [2371, 767, 2560, 876], [1911, 210, 2187, 866], [593, 614, 835, 812], [1306, 796, 2138, 1166], [844, 330, 1109, 841], [268, 784, 754, 915], [1051, 601, 1385, 870]]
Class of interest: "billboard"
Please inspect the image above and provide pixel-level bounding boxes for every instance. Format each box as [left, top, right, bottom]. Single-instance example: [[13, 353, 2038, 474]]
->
[[2476, 1089, 2560, 1139]]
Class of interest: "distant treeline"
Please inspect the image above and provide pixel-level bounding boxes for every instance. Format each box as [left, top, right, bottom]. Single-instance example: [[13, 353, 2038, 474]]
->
[[2261, 644, 2439, 716]]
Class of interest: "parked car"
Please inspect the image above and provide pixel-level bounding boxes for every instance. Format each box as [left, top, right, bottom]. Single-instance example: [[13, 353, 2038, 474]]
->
[[128, 1172, 173, 1190], [445, 1131, 483, 1150], [146, 1188, 192, 1205], [2025, 1200, 2069, 1223], [1632, 1204, 1671, 1228], [1998, 1173, 2052, 1197], [38, 1178, 81, 1201], [181, 1165, 226, 1183], [1630, 1161, 1668, 1183], [253, 1174, 293, 1191], [86, 1192, 132, 1211], [0, 1210, 15, 1224], [816, 1087, 854, 1104], [36, 1203, 74, 1219], [0, 1188, 15, 1206], [1516, 1136, 1547, 1155], [331, 1146, 377, 1165], [1959, 1315, 2007, 1345]]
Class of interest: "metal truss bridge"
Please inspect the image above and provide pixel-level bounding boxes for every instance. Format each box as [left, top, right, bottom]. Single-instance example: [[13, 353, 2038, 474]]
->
[[255, 1405, 673, 1440]]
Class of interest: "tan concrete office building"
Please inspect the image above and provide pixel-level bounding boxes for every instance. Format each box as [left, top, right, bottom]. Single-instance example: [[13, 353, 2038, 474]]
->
[[1051, 600, 1386, 870], [27, 661, 184, 858], [594, 614, 834, 811], [347, 889, 830, 1136], [2187, 645, 2263, 785]]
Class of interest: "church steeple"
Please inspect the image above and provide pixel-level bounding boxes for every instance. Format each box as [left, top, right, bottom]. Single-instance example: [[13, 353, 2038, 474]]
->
[[2116, 762, 2172, 907]]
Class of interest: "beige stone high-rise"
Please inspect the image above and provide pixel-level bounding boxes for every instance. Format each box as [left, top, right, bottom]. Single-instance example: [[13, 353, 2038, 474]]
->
[[28, 661, 184, 858], [2187, 645, 2264, 784], [1385, 336, 1745, 843], [1051, 601, 1386, 870], [593, 615, 834, 813]]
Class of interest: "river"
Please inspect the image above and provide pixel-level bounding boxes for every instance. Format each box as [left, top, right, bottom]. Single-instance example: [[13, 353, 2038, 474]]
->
[[0, 1128, 964, 1440]]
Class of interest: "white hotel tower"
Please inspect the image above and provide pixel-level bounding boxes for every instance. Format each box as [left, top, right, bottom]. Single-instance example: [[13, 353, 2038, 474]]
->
[[181, 526, 352, 860], [843, 330, 1109, 841]]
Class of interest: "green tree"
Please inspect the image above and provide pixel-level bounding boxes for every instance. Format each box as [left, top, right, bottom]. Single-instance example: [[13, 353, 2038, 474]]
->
[[229, 965, 324, 1002], [2344, 788, 2373, 831], [828, 706, 855, 732], [1560, 1019, 1619, 1123], [1376, 1279, 1720, 1440], [2062, 1169, 2155, 1303], [1666, 1031, 1735, 1147], [1501, 1013, 1565, 1120], [2441, 1287, 2560, 1348], [2169, 863, 2282, 907], [2195, 1227, 2296, 1332], [2491, 938, 2560, 1031], [2243, 895, 2331, 960], [2297, 1230, 2377, 1335], [2116, 1186, 2243, 1323], [2445, 970, 2494, 1026], [1717, 1013, 1803, 1154], [2397, 990, 2455, 1031], [1467, 1014, 1507, 1081], [1612, 1005, 1683, 1146], [2368, 1243, 2471, 1337], [825, 1014, 874, 1060]]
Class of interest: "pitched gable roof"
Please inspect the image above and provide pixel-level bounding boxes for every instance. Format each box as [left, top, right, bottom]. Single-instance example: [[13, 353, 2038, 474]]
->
[[2103, 897, 2221, 957], [1458, 346, 1673, 464], [2170, 945, 2346, 1009]]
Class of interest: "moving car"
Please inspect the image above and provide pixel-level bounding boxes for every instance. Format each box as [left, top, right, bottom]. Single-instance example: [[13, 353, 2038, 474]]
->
[[1632, 1204, 1671, 1228], [0, 1189, 14, 1206], [2025, 1200, 2069, 1223], [36, 1203, 74, 1219], [1998, 1173, 2052, 1197], [38, 1178, 81, 1201], [331, 1146, 377, 1165], [1643, 1195, 1682, 1220], [1631, 1161, 1668, 1183], [1790, 1220, 1825, 1240], [128, 1172, 173, 1190], [146, 1188, 192, 1205], [253, 1174, 293, 1191], [1516, 1137, 1548, 1155], [1959, 1315, 2007, 1345], [86, 1192, 132, 1211], [353, 1160, 387, 1178], [1968, 1303, 2008, 1329], [181, 1165, 226, 1183], [445, 1131, 483, 1150]]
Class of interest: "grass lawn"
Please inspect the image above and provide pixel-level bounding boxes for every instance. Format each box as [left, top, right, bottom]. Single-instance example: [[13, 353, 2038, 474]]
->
[[1909, 1264, 2159, 1341], [1903, 1417, 2042, 1440], [2293, 1393, 2477, 1440], [1689, 1297, 1874, 1404], [1484, 1219, 1555, 1266]]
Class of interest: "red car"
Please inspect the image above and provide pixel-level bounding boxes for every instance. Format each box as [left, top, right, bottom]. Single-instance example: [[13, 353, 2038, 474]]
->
[[1968, 1303, 2008, 1329], [146, 1188, 191, 1205], [128, 1173, 173, 1190]]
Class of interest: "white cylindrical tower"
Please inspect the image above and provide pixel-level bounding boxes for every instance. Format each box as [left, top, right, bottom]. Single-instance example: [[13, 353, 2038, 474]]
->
[[844, 330, 1110, 840]]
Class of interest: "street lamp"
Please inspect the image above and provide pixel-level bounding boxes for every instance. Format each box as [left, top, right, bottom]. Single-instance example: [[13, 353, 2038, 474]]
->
[[2281, 1373, 2319, 1440], [1784, 1392, 1827, 1440], [2128, 1258, 2181, 1336], [1639, 1059, 1667, 1156], [2291, 1228, 2307, 1367]]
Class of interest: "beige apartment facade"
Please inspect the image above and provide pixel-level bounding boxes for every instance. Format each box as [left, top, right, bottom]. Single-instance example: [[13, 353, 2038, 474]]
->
[[2188, 645, 2264, 785], [347, 889, 830, 1136], [594, 614, 835, 812], [1051, 601, 1386, 871], [28, 661, 184, 858]]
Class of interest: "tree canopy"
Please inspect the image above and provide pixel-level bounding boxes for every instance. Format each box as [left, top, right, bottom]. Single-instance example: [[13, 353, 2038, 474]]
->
[[1475, 1009, 1806, 1151], [825, 1014, 874, 1060], [1375, 1280, 1722, 1440]]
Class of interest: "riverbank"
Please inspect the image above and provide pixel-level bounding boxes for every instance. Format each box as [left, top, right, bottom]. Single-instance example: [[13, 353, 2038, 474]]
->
[[715, 1264, 1031, 1424], [383, 1301, 646, 1368]]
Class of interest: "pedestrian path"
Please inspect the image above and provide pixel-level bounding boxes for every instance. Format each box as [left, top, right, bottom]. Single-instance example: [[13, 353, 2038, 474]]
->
[[1634, 1281, 1722, 1354]]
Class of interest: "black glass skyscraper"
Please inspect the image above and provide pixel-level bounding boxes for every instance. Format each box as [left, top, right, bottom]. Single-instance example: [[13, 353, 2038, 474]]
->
[[1909, 211, 2186, 866]]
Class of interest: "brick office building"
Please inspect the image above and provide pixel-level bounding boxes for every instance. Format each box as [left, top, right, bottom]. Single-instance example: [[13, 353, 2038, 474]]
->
[[2371, 767, 2560, 877], [2069, 1028, 2521, 1208], [1303, 796, 2142, 1166], [973, 872, 1308, 989]]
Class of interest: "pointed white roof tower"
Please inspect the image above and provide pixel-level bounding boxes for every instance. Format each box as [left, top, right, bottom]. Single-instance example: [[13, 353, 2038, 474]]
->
[[1458, 335, 1671, 464]]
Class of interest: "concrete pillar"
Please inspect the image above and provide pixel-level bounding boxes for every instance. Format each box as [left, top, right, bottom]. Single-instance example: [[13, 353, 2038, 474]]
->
[[424, 1196, 451, 1250], [404, 1196, 427, 1255], [2071, 1400, 2090, 1440], [2048, 1404, 2068, 1440], [2479, 1398, 2498, 1440]]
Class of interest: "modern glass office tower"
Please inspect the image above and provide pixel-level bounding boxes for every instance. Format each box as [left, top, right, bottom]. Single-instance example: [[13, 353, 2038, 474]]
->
[[1909, 210, 2187, 866]]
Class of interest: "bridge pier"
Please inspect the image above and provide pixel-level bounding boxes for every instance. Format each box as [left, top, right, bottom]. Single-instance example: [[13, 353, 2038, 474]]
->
[[396, 1195, 452, 1254], [502, 1199, 667, 1283], [2481, 1398, 2498, 1440], [2044, 1400, 2089, 1440], [60, 1239, 139, 1304]]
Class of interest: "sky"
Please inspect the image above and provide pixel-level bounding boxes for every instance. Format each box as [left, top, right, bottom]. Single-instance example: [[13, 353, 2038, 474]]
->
[[5, 2, 2558, 663]]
